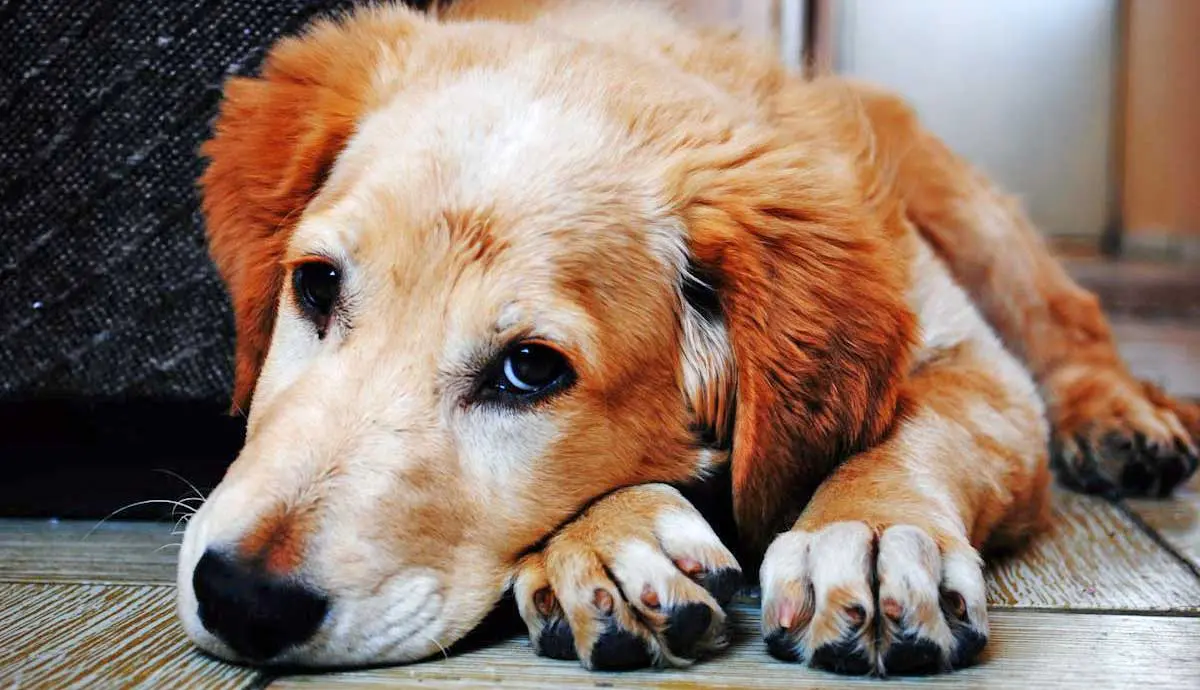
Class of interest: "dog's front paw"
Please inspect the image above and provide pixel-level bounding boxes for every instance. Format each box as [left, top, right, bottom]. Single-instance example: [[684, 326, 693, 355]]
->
[[1048, 366, 1198, 497], [760, 522, 987, 676], [513, 484, 742, 670]]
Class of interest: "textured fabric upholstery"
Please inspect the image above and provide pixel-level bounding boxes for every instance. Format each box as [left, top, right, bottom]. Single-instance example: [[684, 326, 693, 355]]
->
[[1, 0, 361, 403]]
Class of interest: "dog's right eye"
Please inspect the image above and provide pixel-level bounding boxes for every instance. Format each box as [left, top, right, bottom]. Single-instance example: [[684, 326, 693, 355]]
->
[[473, 341, 575, 407], [502, 344, 569, 394], [292, 260, 341, 335]]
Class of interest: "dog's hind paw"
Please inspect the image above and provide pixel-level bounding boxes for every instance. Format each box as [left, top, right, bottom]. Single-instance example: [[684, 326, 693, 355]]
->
[[512, 484, 742, 670], [1048, 366, 1198, 498]]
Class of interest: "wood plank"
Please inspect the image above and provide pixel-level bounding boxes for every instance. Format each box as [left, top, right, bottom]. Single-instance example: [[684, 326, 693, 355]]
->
[[1127, 479, 1200, 571], [269, 606, 1200, 689], [0, 583, 259, 690], [0, 579, 1195, 690], [4, 487, 1198, 611], [0, 518, 177, 585], [0, 495, 1193, 688], [986, 488, 1200, 611]]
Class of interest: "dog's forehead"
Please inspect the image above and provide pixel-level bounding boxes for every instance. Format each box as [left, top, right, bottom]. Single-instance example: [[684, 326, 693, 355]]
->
[[341, 65, 635, 219], [291, 60, 687, 328]]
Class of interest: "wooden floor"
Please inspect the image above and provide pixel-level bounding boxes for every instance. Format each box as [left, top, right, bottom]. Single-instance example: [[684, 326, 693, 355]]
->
[[3, 485, 1199, 689], [3, 259, 1199, 689]]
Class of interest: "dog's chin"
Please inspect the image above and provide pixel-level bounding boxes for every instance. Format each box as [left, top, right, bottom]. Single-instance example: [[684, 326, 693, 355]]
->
[[182, 628, 449, 670]]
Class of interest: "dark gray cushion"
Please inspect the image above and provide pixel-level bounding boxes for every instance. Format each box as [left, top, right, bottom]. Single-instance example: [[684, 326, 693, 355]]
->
[[0, 0, 363, 403]]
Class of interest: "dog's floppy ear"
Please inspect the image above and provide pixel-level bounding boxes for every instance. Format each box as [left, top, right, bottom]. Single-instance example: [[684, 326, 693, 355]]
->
[[200, 9, 421, 413], [674, 129, 918, 553]]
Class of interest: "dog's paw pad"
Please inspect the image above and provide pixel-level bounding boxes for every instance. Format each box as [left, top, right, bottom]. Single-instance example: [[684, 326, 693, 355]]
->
[[663, 602, 715, 657], [948, 625, 988, 668], [1055, 429, 1196, 498], [764, 627, 802, 662], [810, 639, 873, 675], [536, 614, 578, 660], [590, 626, 652, 670], [882, 633, 943, 675]]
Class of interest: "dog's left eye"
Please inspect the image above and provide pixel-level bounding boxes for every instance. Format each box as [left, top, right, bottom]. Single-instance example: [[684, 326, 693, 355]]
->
[[292, 260, 341, 335], [477, 342, 574, 405]]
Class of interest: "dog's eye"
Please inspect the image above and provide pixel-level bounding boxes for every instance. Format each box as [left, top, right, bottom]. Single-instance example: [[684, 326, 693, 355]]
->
[[503, 344, 567, 392], [478, 342, 574, 406], [292, 260, 341, 333]]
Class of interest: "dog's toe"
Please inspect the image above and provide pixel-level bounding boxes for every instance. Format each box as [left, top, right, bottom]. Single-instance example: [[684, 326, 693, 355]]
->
[[696, 567, 742, 606], [764, 627, 802, 662], [760, 524, 876, 672], [537, 613, 578, 660], [876, 526, 989, 675]]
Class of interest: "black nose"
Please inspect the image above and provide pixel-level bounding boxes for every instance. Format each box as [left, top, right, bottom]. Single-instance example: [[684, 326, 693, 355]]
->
[[192, 549, 329, 661]]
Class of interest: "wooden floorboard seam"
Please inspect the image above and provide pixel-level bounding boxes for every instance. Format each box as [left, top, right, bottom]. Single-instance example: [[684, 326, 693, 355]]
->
[[1115, 497, 1200, 580], [987, 605, 1200, 617]]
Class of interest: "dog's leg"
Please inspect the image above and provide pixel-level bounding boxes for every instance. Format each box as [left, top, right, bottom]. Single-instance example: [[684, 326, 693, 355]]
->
[[760, 243, 1051, 675], [857, 86, 1198, 496], [513, 483, 743, 670]]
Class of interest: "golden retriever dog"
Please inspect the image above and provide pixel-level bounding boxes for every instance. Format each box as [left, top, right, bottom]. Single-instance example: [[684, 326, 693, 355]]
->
[[177, 0, 1200, 676]]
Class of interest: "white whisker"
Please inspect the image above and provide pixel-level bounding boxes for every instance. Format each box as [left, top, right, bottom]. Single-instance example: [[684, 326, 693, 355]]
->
[[422, 631, 450, 661], [152, 468, 208, 502], [172, 513, 193, 535], [85, 499, 199, 540]]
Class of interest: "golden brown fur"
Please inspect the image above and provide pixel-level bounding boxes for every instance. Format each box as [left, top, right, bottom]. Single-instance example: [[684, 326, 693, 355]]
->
[[180, 0, 1198, 676]]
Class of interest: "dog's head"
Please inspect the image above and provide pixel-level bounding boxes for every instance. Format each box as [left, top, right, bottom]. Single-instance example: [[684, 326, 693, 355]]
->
[[178, 4, 913, 667]]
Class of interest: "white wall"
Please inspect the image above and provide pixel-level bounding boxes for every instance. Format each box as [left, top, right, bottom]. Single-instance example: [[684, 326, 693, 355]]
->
[[675, 0, 778, 39], [676, 0, 806, 67], [835, 0, 1118, 238]]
